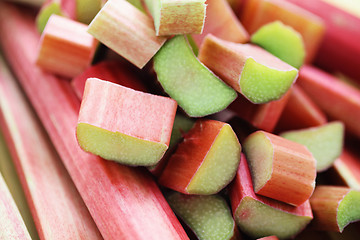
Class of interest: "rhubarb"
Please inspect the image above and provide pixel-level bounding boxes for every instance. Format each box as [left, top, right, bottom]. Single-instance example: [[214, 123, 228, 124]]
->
[[332, 150, 360, 190], [166, 192, 240, 240], [87, 0, 167, 68], [310, 186, 360, 232], [159, 119, 241, 195], [0, 4, 189, 239], [230, 154, 313, 239], [251, 21, 305, 68], [0, 173, 31, 240], [76, 0, 102, 24], [153, 35, 237, 117], [243, 130, 316, 206], [0, 54, 102, 239], [143, 0, 206, 36], [198, 34, 298, 104], [36, 14, 98, 78], [280, 121, 344, 172], [298, 65, 360, 138], [191, 0, 249, 46], [239, 0, 325, 63]]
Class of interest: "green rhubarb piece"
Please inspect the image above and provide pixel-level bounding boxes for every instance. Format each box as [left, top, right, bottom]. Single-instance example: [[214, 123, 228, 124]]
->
[[169, 114, 195, 149], [126, 0, 145, 11], [251, 21, 305, 69], [280, 121, 344, 172], [166, 192, 237, 240], [154, 35, 237, 117], [337, 190, 360, 231], [144, 0, 206, 36], [76, 0, 102, 24], [36, 2, 64, 32], [186, 34, 199, 56], [235, 197, 312, 239]]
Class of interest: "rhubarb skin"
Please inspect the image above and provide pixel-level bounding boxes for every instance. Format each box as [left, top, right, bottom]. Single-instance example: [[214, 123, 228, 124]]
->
[[310, 186, 360, 232], [144, 0, 206, 36], [229, 154, 313, 239], [257, 236, 279, 240], [287, 0, 360, 82], [71, 60, 147, 100], [333, 150, 360, 190], [87, 0, 167, 68], [298, 65, 360, 138], [191, 0, 249, 46], [36, 14, 98, 78], [243, 131, 316, 206], [239, 0, 325, 63], [0, 174, 31, 240], [0, 56, 102, 239], [0, 4, 189, 240], [159, 119, 241, 195], [229, 89, 291, 132], [275, 84, 327, 132], [77, 78, 177, 166], [198, 34, 298, 104]]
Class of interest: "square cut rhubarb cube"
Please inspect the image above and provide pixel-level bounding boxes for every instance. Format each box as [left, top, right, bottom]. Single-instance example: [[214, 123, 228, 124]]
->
[[76, 78, 177, 166]]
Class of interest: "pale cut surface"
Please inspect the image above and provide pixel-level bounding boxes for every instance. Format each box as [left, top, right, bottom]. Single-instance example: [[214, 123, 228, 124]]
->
[[235, 196, 312, 239], [167, 193, 236, 240], [87, 0, 166, 68], [144, 0, 206, 36], [281, 121, 344, 171], [242, 131, 273, 192], [186, 124, 241, 194], [251, 21, 305, 68], [337, 190, 360, 231], [154, 35, 237, 117]]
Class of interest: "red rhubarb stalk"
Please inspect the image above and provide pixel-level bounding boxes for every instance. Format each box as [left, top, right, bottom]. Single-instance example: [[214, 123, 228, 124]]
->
[[0, 3, 188, 240]]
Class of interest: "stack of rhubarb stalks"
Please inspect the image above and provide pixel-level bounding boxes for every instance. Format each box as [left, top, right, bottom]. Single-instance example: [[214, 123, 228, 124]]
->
[[0, 0, 360, 239]]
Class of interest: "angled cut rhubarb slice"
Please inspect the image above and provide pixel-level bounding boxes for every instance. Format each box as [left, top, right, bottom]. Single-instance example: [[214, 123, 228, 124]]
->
[[143, 0, 206, 36], [0, 173, 31, 240], [88, 0, 166, 68], [251, 21, 305, 68], [0, 4, 189, 239], [243, 130, 316, 206], [310, 186, 360, 232], [77, 78, 177, 166], [36, 14, 98, 78], [280, 121, 344, 172], [0, 55, 102, 239], [166, 192, 240, 240], [198, 34, 298, 104], [229, 154, 313, 239], [159, 119, 241, 195], [153, 35, 237, 117], [333, 150, 360, 190]]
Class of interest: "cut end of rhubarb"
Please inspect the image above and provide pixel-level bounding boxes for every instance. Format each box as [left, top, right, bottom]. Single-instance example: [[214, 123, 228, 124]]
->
[[166, 192, 237, 240], [337, 189, 360, 232], [251, 21, 305, 68], [281, 121, 345, 172]]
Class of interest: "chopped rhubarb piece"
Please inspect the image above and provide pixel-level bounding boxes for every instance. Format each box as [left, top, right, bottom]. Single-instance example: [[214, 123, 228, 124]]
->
[[0, 4, 189, 239], [77, 78, 177, 166], [280, 121, 344, 172], [298, 65, 360, 138], [143, 0, 206, 36], [88, 0, 166, 68], [36, 14, 98, 78], [332, 150, 360, 190], [251, 21, 305, 68], [159, 119, 241, 195], [0, 173, 31, 240], [0, 55, 102, 239], [257, 236, 279, 240], [287, 0, 360, 82], [166, 192, 240, 240], [229, 154, 313, 239], [198, 34, 298, 104], [239, 0, 325, 63], [310, 186, 360, 232], [191, 0, 249, 46], [71, 60, 147, 100], [243, 130, 316, 206], [229, 90, 291, 132], [275, 85, 327, 132], [76, 0, 102, 24], [153, 35, 237, 117]]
